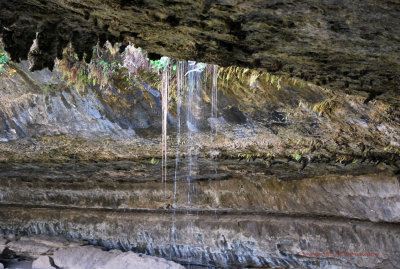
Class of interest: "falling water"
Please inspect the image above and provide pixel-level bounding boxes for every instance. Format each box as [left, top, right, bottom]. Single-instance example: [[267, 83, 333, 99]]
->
[[171, 61, 185, 250], [184, 61, 205, 267], [185, 61, 204, 203], [161, 65, 169, 184], [174, 61, 185, 208], [209, 65, 219, 173], [164, 60, 209, 265], [211, 64, 218, 141]]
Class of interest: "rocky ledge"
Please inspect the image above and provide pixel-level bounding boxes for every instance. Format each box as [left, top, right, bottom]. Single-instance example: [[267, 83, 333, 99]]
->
[[0, 161, 399, 268], [1, 0, 399, 96], [0, 234, 183, 269]]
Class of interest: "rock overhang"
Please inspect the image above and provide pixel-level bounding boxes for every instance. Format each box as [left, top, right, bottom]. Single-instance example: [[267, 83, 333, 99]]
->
[[0, 0, 399, 98]]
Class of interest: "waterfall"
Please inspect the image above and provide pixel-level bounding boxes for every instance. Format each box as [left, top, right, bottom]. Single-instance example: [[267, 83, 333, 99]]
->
[[164, 60, 209, 265], [174, 61, 185, 209], [185, 61, 204, 204], [171, 61, 185, 247], [161, 65, 169, 184], [211, 64, 218, 140], [210, 65, 219, 213], [184, 61, 205, 267]]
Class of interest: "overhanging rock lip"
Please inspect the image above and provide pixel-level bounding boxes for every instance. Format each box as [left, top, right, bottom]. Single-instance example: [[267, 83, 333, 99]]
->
[[0, 0, 399, 97]]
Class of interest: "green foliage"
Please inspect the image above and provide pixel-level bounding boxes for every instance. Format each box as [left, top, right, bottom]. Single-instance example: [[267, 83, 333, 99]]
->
[[150, 158, 160, 165], [98, 59, 119, 76], [237, 153, 253, 162], [218, 66, 302, 95], [294, 153, 302, 162], [0, 46, 10, 73], [289, 77, 306, 88], [56, 44, 124, 93], [265, 73, 283, 90], [44, 85, 51, 94], [150, 57, 170, 72]]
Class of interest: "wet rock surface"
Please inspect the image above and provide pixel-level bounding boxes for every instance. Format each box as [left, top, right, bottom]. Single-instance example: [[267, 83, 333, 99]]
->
[[0, 161, 399, 224], [0, 62, 399, 165], [0, 205, 399, 268], [0, 160, 399, 268], [0, 47, 399, 268], [1, 0, 399, 96]]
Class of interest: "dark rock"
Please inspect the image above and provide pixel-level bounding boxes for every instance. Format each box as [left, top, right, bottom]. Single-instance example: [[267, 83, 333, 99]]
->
[[1, 0, 399, 96], [222, 106, 247, 124]]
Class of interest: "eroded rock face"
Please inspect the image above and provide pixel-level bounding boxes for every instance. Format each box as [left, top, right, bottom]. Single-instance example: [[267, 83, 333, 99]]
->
[[0, 204, 399, 268], [1, 0, 399, 96], [0, 62, 399, 165], [1, 147, 399, 267], [0, 162, 399, 224], [0, 35, 399, 268], [0, 234, 184, 269]]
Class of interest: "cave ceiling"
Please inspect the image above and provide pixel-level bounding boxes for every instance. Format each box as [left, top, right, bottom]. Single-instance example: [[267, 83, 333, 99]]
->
[[0, 0, 399, 98]]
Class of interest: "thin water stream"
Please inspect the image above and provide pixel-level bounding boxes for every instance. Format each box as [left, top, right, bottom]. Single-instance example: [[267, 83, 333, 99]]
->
[[162, 60, 216, 267]]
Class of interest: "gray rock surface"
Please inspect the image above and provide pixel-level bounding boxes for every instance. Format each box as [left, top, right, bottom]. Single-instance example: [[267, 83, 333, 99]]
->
[[0, 62, 137, 142], [1, 234, 184, 269], [0, 162, 399, 223], [6, 234, 86, 259], [32, 256, 55, 269], [0, 237, 6, 255], [53, 246, 184, 269], [0, 207, 398, 268]]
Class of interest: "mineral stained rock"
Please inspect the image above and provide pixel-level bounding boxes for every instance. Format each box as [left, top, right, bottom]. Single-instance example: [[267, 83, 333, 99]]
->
[[1, 0, 399, 96], [0, 62, 399, 164]]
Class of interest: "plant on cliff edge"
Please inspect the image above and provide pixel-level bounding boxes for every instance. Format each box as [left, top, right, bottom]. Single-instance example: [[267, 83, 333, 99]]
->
[[0, 46, 10, 73], [312, 96, 338, 116]]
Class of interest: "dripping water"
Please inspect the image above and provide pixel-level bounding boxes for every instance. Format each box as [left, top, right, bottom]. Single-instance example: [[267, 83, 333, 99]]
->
[[165, 61, 210, 265], [211, 64, 218, 140], [185, 62, 205, 202], [161, 65, 169, 188], [210, 65, 219, 216], [170, 61, 185, 258], [184, 61, 205, 268]]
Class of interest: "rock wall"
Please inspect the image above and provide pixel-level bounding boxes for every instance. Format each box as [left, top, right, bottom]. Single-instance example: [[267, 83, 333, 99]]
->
[[1, 193, 399, 268], [0, 61, 399, 267], [0, 62, 399, 164]]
